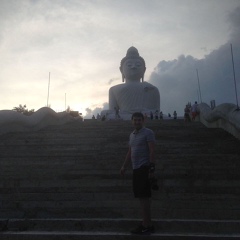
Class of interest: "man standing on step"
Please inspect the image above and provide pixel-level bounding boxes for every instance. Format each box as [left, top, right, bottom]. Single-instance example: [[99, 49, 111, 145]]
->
[[120, 112, 155, 234], [191, 101, 198, 121]]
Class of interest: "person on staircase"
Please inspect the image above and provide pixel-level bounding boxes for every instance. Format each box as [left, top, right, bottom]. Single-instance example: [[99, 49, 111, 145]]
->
[[184, 104, 191, 122], [120, 112, 156, 235], [173, 111, 177, 120], [191, 101, 198, 121], [160, 111, 163, 119]]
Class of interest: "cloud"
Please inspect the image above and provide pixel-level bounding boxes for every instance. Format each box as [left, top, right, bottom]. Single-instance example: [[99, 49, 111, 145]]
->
[[108, 78, 119, 85], [228, 6, 240, 39], [85, 107, 92, 116], [84, 102, 109, 119], [148, 6, 240, 116], [0, 1, 239, 116]]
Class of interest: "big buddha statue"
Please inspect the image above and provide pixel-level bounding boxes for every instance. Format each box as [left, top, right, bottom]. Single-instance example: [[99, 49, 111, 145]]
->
[[108, 46, 160, 118]]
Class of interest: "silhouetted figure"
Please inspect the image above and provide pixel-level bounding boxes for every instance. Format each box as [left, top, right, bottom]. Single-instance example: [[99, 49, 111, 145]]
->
[[184, 104, 191, 122], [150, 111, 153, 120], [173, 111, 177, 120], [144, 113, 148, 121], [160, 111, 163, 119], [114, 106, 120, 119], [191, 101, 198, 121]]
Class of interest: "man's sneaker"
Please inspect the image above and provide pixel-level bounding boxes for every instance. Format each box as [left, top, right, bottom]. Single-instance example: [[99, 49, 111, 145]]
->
[[131, 224, 155, 235]]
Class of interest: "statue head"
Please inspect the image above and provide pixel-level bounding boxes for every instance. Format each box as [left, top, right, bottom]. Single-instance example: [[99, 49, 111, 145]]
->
[[120, 47, 146, 83]]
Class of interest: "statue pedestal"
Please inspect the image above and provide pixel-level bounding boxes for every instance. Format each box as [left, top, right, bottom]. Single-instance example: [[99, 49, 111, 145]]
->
[[101, 109, 157, 121]]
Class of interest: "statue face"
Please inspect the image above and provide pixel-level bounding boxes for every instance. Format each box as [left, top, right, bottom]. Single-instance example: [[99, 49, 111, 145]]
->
[[122, 58, 146, 82]]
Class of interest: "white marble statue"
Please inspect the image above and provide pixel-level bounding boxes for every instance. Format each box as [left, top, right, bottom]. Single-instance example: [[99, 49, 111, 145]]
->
[[108, 47, 160, 117]]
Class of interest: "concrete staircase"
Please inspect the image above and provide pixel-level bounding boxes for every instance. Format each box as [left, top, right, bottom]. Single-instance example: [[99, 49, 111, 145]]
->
[[0, 119, 240, 239]]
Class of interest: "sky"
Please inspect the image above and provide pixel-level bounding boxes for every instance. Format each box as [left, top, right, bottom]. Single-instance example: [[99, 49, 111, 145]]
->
[[0, 0, 240, 118]]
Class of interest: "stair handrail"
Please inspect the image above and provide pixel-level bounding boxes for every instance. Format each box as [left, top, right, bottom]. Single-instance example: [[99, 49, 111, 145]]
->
[[0, 107, 82, 135]]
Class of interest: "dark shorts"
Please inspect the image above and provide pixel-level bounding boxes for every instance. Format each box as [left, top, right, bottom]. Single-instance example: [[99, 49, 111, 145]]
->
[[133, 166, 151, 198]]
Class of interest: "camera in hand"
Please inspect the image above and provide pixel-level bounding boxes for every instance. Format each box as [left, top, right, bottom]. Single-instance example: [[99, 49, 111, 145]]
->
[[150, 177, 159, 190]]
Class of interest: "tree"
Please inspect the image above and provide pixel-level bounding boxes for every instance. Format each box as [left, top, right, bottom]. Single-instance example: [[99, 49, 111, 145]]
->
[[12, 104, 35, 116]]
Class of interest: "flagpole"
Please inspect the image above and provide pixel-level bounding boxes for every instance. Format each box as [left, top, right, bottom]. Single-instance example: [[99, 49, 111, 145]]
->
[[230, 44, 239, 110], [47, 72, 50, 107], [196, 69, 202, 103], [65, 93, 66, 111]]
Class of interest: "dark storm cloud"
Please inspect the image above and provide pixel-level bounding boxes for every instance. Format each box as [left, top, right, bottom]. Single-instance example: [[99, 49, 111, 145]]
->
[[149, 6, 240, 116], [228, 6, 240, 41]]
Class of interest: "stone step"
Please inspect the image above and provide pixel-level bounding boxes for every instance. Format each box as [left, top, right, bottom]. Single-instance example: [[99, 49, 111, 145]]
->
[[1, 166, 239, 178], [2, 205, 240, 220], [1, 231, 240, 240], [2, 218, 240, 234], [1, 193, 239, 206], [1, 186, 240, 199], [1, 195, 240, 219], [1, 141, 238, 154], [1, 218, 240, 240], [1, 190, 239, 201], [1, 153, 239, 163], [1, 156, 240, 174], [1, 179, 240, 192]]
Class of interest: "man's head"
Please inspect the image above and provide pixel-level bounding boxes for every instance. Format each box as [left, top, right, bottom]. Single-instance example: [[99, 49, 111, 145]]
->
[[131, 112, 144, 130], [120, 47, 146, 83]]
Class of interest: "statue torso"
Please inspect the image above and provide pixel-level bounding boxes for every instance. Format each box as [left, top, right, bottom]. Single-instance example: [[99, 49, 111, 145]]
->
[[109, 82, 160, 113]]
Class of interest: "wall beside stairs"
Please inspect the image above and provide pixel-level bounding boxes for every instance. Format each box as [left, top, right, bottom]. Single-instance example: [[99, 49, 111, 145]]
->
[[198, 102, 240, 140]]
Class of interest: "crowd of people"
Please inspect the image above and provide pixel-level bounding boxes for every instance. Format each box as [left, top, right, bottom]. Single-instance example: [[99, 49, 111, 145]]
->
[[91, 101, 199, 122], [184, 101, 199, 122]]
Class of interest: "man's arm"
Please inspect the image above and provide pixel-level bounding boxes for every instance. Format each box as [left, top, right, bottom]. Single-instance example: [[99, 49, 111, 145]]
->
[[120, 147, 131, 176]]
